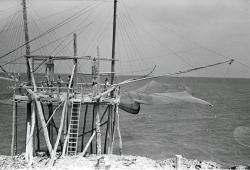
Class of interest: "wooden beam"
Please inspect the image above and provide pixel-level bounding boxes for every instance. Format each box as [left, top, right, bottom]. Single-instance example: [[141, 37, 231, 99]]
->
[[96, 99, 101, 155], [50, 100, 67, 166], [116, 104, 122, 155], [26, 88, 53, 156], [81, 105, 88, 152], [25, 55, 118, 61], [81, 131, 96, 157]]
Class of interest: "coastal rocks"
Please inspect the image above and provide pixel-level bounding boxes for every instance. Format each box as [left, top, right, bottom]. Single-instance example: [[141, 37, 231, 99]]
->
[[156, 158, 221, 170], [0, 153, 246, 170]]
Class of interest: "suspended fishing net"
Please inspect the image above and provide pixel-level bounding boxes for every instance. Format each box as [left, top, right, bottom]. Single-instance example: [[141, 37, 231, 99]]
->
[[123, 80, 211, 105], [233, 126, 250, 148], [119, 80, 211, 114]]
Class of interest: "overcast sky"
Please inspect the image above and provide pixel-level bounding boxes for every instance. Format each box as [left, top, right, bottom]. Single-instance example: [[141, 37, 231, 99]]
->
[[0, 0, 249, 78]]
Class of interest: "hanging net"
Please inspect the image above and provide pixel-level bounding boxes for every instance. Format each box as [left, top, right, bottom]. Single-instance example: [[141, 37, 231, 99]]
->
[[119, 80, 212, 114]]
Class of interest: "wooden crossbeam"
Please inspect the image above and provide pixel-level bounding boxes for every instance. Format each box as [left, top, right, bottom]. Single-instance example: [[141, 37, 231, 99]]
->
[[25, 55, 118, 61]]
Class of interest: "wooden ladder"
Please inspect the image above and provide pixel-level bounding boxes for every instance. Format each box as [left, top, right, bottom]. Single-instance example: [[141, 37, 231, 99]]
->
[[67, 99, 82, 155]]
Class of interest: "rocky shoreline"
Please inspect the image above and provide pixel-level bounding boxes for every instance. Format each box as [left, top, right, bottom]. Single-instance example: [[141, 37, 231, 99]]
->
[[0, 153, 248, 170]]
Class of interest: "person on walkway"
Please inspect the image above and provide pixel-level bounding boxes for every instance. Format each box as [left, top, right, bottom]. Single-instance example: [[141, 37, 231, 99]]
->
[[57, 75, 63, 92], [104, 78, 110, 91]]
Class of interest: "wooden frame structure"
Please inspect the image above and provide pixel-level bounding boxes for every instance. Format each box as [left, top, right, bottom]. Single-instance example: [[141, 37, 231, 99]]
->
[[10, 0, 122, 167]]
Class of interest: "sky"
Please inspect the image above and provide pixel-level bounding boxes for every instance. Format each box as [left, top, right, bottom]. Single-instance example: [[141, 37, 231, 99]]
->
[[0, 0, 249, 78]]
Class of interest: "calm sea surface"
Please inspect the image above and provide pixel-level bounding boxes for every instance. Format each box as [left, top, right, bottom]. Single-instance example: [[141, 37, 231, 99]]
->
[[0, 77, 249, 168]]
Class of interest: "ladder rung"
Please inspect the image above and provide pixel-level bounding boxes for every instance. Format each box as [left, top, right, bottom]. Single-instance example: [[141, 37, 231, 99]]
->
[[70, 123, 79, 125]]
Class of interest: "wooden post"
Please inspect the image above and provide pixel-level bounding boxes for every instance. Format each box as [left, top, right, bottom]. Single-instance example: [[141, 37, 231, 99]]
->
[[64, 91, 69, 141], [116, 104, 122, 155], [26, 89, 53, 156], [48, 103, 54, 145], [96, 99, 101, 155], [11, 98, 17, 156], [104, 106, 110, 154], [73, 33, 78, 90], [11, 74, 17, 156], [50, 100, 67, 166], [108, 105, 112, 154], [25, 105, 31, 162], [23, 0, 32, 161], [111, 0, 117, 85], [111, 105, 116, 154], [90, 105, 95, 154], [81, 131, 96, 157], [175, 155, 182, 170], [35, 105, 40, 151], [81, 105, 88, 152]]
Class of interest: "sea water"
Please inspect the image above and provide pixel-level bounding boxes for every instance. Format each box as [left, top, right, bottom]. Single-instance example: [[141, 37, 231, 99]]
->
[[0, 77, 249, 168]]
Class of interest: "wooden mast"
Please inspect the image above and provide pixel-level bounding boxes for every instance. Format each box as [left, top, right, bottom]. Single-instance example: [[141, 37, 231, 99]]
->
[[73, 33, 78, 89], [111, 0, 117, 85], [22, 0, 33, 162], [108, 0, 118, 154]]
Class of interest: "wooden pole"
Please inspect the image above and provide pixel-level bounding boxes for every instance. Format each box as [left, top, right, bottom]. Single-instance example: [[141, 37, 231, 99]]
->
[[81, 105, 88, 152], [73, 33, 78, 90], [11, 99, 17, 156], [50, 100, 67, 166], [25, 106, 31, 162], [26, 89, 53, 156], [175, 155, 183, 170], [81, 131, 96, 157], [35, 105, 40, 151], [51, 116, 63, 151], [96, 99, 101, 155], [22, 0, 32, 162], [111, 0, 117, 85], [48, 103, 54, 145], [108, 105, 112, 154], [116, 104, 122, 155], [64, 91, 69, 141], [11, 73, 17, 156], [104, 106, 110, 154], [111, 105, 116, 154], [90, 105, 95, 154]]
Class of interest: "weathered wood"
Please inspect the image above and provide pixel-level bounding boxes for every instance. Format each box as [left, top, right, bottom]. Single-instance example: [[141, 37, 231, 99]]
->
[[48, 103, 54, 145], [81, 105, 88, 152], [73, 33, 78, 90], [68, 64, 76, 89], [11, 99, 17, 156], [27, 104, 36, 166], [90, 105, 95, 154], [111, 105, 116, 154], [116, 104, 122, 155], [26, 89, 53, 156], [25, 103, 31, 162], [111, 0, 118, 85], [176, 155, 183, 170], [104, 106, 110, 154], [25, 55, 118, 61], [50, 100, 67, 166], [96, 100, 101, 155], [81, 131, 96, 157], [108, 105, 112, 154], [64, 92, 69, 141], [35, 105, 40, 151]]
